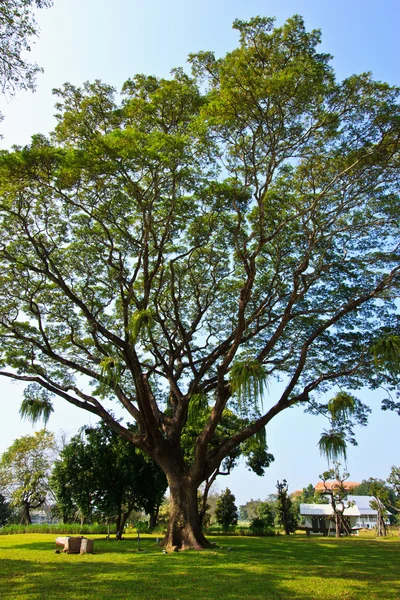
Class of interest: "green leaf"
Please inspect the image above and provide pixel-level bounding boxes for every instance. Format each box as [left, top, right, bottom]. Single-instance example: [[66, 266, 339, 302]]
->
[[229, 360, 267, 410], [318, 430, 347, 463], [99, 356, 123, 390], [19, 384, 54, 425], [187, 393, 209, 425], [327, 392, 356, 421], [128, 309, 155, 343], [371, 335, 400, 375]]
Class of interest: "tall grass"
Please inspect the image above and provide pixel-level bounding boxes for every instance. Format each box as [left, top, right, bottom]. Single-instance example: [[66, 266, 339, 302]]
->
[[0, 523, 115, 535]]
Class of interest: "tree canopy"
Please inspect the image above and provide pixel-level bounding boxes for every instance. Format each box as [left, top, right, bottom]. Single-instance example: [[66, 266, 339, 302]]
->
[[0, 429, 56, 524], [0, 15, 399, 550]]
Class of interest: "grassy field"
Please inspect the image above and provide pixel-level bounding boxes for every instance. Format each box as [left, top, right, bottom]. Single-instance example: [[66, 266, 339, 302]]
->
[[0, 532, 399, 599]]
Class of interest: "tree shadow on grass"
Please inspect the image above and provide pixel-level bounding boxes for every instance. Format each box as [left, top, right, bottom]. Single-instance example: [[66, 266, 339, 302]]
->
[[0, 555, 399, 600], [1, 536, 399, 599]]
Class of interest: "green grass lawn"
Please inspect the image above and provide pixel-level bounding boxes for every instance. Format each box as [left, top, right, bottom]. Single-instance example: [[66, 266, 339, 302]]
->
[[0, 532, 399, 599]]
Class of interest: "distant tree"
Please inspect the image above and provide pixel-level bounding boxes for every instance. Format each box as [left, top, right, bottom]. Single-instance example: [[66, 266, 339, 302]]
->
[[238, 499, 263, 522], [295, 483, 326, 505], [353, 472, 400, 528], [366, 479, 390, 537], [215, 488, 238, 533], [0, 430, 56, 524], [387, 466, 400, 531], [204, 491, 220, 525], [51, 424, 167, 538], [300, 484, 315, 503], [239, 504, 249, 522], [275, 480, 298, 534], [258, 500, 276, 527], [387, 466, 400, 499], [351, 480, 375, 496], [352, 479, 394, 501], [249, 499, 276, 534]]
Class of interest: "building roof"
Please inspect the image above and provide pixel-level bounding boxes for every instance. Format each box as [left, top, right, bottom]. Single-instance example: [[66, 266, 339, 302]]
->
[[300, 504, 333, 516], [315, 480, 359, 491], [300, 503, 360, 517]]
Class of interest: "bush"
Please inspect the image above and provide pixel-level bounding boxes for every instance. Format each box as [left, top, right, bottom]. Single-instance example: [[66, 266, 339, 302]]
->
[[248, 517, 276, 536]]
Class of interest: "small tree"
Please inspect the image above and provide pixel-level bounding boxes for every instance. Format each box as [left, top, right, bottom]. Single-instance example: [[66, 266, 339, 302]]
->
[[275, 480, 298, 534], [0, 430, 56, 524], [239, 499, 263, 522], [320, 464, 353, 537], [215, 488, 238, 533], [367, 479, 389, 537], [250, 499, 276, 534]]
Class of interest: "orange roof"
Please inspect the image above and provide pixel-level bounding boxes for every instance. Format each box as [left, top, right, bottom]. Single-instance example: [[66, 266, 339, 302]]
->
[[315, 480, 359, 491]]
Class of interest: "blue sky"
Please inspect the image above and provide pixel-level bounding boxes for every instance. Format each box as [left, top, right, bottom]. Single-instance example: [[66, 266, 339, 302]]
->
[[0, 0, 399, 505]]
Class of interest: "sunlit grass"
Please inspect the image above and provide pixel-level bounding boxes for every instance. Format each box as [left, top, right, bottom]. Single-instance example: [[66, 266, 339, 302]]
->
[[0, 532, 399, 599]]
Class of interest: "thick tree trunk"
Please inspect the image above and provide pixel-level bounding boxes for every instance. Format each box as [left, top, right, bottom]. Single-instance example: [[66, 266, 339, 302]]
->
[[161, 478, 211, 551]]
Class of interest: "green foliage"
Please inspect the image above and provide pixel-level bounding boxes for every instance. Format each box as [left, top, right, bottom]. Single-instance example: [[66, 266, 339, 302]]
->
[[99, 356, 123, 389], [371, 335, 400, 375], [129, 309, 156, 343], [215, 488, 238, 533], [249, 516, 275, 536], [229, 360, 267, 410], [276, 480, 298, 534], [0, 492, 11, 526], [387, 465, 400, 496], [19, 384, 54, 425], [187, 393, 209, 425], [0, 0, 53, 101], [51, 423, 167, 532], [328, 392, 356, 422], [0, 430, 56, 523], [0, 14, 399, 547], [318, 430, 348, 463], [239, 499, 262, 521], [296, 483, 329, 505], [250, 500, 276, 534]]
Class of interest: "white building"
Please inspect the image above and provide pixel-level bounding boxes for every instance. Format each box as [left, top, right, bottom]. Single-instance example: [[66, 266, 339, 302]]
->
[[300, 495, 388, 533]]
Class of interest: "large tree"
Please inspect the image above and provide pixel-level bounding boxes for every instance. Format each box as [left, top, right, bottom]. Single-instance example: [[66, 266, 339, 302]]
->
[[0, 16, 399, 550], [0, 429, 56, 524]]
